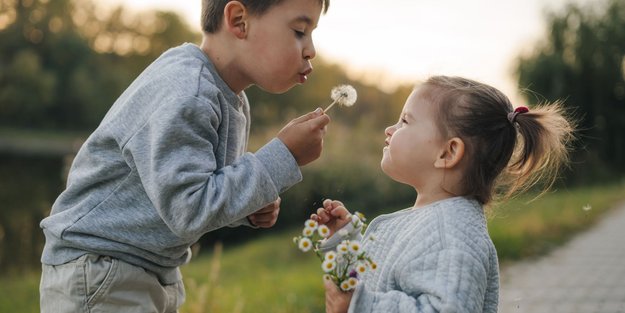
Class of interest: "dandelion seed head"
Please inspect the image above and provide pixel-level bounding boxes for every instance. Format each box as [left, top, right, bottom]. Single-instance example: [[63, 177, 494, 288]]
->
[[330, 84, 357, 107]]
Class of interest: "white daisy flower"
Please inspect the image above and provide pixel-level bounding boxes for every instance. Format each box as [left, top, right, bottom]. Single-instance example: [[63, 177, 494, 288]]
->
[[302, 227, 314, 237], [356, 262, 368, 274], [340, 280, 351, 291], [355, 211, 366, 222], [370, 261, 378, 270], [318, 224, 330, 238], [298, 237, 313, 252], [348, 241, 362, 254], [347, 277, 358, 289], [337, 242, 349, 254], [322, 260, 337, 273], [304, 219, 318, 230], [324, 84, 357, 113], [324, 251, 337, 262]]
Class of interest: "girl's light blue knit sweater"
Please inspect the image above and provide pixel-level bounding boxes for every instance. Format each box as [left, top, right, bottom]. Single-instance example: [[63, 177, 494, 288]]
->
[[326, 197, 499, 313]]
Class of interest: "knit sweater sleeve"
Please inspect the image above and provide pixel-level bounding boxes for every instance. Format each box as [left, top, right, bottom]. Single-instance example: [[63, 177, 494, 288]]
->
[[123, 95, 301, 240], [349, 248, 489, 313]]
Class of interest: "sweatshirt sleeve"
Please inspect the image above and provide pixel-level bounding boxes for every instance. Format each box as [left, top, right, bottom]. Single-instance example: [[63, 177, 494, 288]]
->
[[123, 96, 301, 240], [349, 249, 489, 313], [318, 222, 363, 253]]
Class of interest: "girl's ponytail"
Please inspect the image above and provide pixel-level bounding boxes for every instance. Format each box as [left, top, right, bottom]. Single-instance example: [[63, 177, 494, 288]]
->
[[505, 101, 576, 199]]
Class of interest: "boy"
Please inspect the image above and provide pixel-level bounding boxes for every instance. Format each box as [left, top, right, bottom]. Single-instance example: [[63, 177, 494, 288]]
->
[[39, 0, 331, 311]]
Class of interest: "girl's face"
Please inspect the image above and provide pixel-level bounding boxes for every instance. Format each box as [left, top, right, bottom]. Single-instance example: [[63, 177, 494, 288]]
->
[[240, 0, 321, 93], [381, 87, 446, 188]]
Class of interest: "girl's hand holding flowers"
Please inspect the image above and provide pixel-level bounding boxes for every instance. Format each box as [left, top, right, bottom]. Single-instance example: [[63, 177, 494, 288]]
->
[[311, 199, 351, 236], [293, 199, 376, 294], [324, 276, 352, 313]]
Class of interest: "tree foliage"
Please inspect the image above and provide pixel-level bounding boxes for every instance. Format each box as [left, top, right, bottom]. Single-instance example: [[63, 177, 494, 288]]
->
[[516, 0, 625, 180], [0, 0, 199, 129]]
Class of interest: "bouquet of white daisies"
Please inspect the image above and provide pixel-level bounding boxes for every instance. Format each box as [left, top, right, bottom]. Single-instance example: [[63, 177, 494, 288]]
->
[[293, 212, 377, 291]]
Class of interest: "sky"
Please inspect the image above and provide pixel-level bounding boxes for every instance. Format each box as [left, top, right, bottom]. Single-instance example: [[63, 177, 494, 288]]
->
[[103, 0, 593, 102]]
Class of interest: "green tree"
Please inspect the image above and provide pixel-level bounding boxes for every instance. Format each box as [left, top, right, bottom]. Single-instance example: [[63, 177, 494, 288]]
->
[[516, 0, 625, 181], [0, 0, 199, 130]]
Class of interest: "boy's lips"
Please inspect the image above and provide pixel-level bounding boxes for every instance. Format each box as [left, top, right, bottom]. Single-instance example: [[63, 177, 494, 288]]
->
[[299, 68, 313, 83]]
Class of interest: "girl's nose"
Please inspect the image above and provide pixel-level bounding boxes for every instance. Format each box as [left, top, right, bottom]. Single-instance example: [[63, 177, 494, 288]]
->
[[385, 125, 395, 137]]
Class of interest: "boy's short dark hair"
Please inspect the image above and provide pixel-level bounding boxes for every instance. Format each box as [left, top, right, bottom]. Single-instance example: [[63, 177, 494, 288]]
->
[[201, 0, 330, 33]]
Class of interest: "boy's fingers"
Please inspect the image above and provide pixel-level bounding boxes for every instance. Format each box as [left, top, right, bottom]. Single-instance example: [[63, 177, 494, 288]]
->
[[307, 113, 331, 129], [290, 108, 324, 124]]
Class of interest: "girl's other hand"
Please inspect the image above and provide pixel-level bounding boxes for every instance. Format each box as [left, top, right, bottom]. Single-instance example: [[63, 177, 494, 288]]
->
[[324, 276, 352, 313], [311, 199, 351, 236]]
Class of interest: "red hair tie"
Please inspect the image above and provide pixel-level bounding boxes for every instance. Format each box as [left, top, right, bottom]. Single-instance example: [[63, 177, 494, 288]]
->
[[507, 106, 529, 124]]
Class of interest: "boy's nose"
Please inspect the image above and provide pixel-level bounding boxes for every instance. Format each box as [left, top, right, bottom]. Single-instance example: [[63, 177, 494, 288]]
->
[[304, 40, 316, 60]]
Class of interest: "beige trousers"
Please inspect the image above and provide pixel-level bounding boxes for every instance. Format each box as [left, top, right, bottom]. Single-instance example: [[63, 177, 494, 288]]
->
[[40, 254, 185, 313]]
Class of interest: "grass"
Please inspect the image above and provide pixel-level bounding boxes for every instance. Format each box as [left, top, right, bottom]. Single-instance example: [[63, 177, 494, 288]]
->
[[487, 183, 625, 262], [2, 182, 624, 313]]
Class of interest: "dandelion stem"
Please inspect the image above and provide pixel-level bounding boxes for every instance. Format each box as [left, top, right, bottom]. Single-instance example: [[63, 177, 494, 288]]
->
[[324, 99, 338, 113]]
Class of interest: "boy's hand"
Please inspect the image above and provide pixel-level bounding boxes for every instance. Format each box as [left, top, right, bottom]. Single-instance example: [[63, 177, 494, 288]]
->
[[277, 108, 331, 166], [248, 197, 281, 228], [311, 199, 351, 236], [324, 276, 352, 313]]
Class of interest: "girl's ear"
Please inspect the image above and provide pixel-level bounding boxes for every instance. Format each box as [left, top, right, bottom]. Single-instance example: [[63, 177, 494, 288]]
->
[[434, 137, 465, 169], [224, 1, 248, 39]]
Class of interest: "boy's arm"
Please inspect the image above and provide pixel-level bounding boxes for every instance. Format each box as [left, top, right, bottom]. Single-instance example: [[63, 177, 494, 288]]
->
[[123, 96, 301, 239]]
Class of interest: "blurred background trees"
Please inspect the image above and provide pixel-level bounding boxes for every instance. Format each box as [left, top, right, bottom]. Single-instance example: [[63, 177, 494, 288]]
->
[[516, 0, 625, 182], [0, 0, 198, 129], [1, 0, 624, 272]]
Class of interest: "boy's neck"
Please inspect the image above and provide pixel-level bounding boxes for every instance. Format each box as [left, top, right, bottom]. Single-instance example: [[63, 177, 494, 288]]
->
[[199, 34, 249, 94]]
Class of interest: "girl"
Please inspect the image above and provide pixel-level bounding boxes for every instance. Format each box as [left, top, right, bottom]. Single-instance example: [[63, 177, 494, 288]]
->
[[313, 76, 575, 313]]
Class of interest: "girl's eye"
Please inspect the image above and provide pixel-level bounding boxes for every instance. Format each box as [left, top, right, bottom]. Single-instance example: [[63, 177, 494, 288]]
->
[[294, 30, 305, 38]]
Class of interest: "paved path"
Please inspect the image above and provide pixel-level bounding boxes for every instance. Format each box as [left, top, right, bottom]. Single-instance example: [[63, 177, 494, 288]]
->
[[498, 202, 625, 313]]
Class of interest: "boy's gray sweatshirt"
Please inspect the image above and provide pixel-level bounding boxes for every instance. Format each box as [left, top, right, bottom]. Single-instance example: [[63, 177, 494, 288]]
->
[[40, 43, 302, 284]]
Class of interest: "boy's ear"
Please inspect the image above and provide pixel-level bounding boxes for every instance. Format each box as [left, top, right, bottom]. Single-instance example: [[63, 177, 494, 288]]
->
[[224, 1, 248, 39], [434, 137, 465, 169]]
